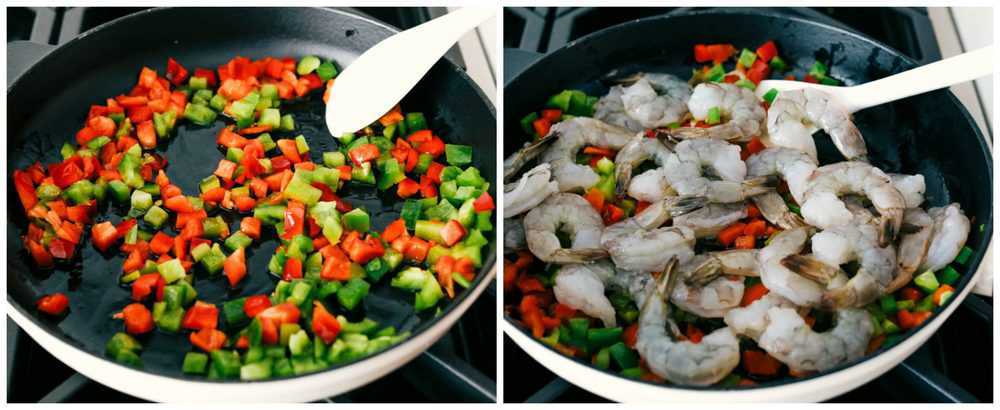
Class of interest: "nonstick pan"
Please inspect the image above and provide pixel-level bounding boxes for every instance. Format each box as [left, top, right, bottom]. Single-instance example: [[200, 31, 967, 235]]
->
[[7, 7, 496, 402], [502, 8, 991, 402]]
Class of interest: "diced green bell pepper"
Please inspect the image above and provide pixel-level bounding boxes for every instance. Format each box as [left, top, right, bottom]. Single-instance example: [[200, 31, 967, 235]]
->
[[914, 270, 940, 294], [444, 144, 473, 166], [337, 278, 370, 310]]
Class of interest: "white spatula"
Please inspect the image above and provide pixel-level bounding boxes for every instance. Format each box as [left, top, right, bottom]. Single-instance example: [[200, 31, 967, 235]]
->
[[325, 7, 495, 138], [754, 45, 994, 113]]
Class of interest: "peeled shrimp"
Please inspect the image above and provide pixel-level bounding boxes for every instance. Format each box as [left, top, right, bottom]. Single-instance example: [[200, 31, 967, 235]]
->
[[594, 85, 646, 132], [523, 193, 608, 264], [724, 293, 796, 340], [757, 307, 873, 373], [766, 88, 867, 161], [791, 223, 897, 309], [746, 147, 816, 229], [891, 208, 934, 293], [614, 136, 674, 201], [759, 227, 847, 307], [634, 259, 741, 386], [504, 163, 559, 218], [663, 139, 773, 203], [890, 173, 926, 209], [800, 161, 905, 246], [553, 260, 618, 327], [539, 117, 635, 192], [921, 203, 971, 272], [600, 196, 704, 272], [671, 255, 746, 318], [665, 83, 765, 142], [619, 74, 693, 130]]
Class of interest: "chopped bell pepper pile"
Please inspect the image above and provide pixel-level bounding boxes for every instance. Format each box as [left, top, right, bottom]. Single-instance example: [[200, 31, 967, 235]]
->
[[15, 53, 492, 381], [505, 47, 977, 385]]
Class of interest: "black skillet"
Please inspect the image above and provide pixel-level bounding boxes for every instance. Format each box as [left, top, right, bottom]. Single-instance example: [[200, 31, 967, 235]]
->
[[7, 7, 496, 402], [502, 8, 991, 401]]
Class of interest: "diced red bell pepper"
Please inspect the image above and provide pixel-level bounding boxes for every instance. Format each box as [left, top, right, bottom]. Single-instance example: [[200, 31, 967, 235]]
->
[[48, 238, 76, 259], [190, 328, 227, 352], [214, 159, 238, 179], [13, 170, 38, 211], [37, 293, 69, 315], [423, 164, 445, 188], [276, 139, 302, 163], [166, 57, 189, 86], [756, 40, 779, 62], [56, 221, 83, 245], [283, 257, 303, 281], [344, 234, 385, 264], [132, 273, 165, 301], [193, 68, 217, 87], [746, 59, 771, 84], [419, 175, 438, 198], [224, 247, 247, 287], [694, 43, 736, 64], [243, 294, 271, 318], [396, 177, 420, 198], [164, 195, 195, 213], [348, 144, 380, 166], [311, 301, 342, 344], [532, 117, 552, 137], [281, 201, 305, 240], [88, 222, 117, 254], [403, 237, 429, 263], [149, 231, 174, 255], [440, 219, 467, 247], [121, 303, 154, 335], [217, 127, 249, 148], [240, 216, 262, 240], [473, 191, 495, 212], [182, 301, 219, 330], [383, 219, 407, 242], [415, 136, 445, 158], [138, 67, 158, 88], [257, 303, 301, 345], [320, 247, 352, 281], [49, 161, 85, 189], [122, 249, 146, 273], [602, 204, 625, 225], [87, 115, 116, 137]]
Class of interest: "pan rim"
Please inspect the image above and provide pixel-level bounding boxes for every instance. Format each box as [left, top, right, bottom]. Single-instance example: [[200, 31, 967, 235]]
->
[[502, 7, 992, 398], [6, 6, 497, 391]]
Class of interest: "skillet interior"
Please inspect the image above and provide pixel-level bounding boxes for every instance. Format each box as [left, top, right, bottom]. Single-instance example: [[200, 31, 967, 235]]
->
[[502, 9, 991, 390], [7, 7, 496, 382]]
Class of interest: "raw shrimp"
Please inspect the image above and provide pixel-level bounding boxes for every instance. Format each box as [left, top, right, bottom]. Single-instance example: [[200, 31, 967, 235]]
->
[[745, 147, 817, 229], [766, 88, 867, 161], [504, 163, 559, 218], [503, 217, 527, 253], [553, 260, 618, 327], [920, 203, 971, 272], [634, 258, 741, 385], [619, 74, 692, 129], [759, 227, 847, 307], [890, 208, 934, 293], [665, 83, 765, 142], [672, 202, 747, 238], [671, 255, 746, 318], [890, 173, 926, 209], [791, 223, 897, 309], [724, 293, 795, 341], [800, 161, 905, 246], [613, 136, 674, 201], [523, 193, 608, 264], [503, 134, 556, 183], [757, 307, 873, 373], [683, 249, 761, 286], [594, 85, 646, 132], [663, 139, 774, 203], [600, 196, 705, 272], [539, 117, 635, 192]]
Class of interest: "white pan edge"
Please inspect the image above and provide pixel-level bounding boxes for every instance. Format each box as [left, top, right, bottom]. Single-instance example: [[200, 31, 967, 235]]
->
[[7, 268, 494, 403], [503, 267, 980, 403]]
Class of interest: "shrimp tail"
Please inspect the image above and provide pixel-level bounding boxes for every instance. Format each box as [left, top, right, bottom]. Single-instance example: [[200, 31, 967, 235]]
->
[[740, 175, 779, 198], [878, 209, 903, 247], [667, 195, 708, 218], [780, 254, 842, 286], [550, 248, 610, 264], [503, 135, 556, 183], [683, 257, 723, 287]]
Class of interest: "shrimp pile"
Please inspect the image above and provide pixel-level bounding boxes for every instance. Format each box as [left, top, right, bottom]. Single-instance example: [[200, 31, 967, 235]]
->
[[505, 43, 975, 388]]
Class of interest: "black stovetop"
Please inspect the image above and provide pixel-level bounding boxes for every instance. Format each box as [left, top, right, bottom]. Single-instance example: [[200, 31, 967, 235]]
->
[[6, 7, 494, 403], [502, 7, 992, 403]]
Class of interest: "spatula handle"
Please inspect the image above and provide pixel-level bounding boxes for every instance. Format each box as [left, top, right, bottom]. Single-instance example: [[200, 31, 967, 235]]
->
[[843, 45, 994, 112]]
